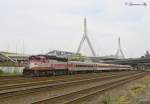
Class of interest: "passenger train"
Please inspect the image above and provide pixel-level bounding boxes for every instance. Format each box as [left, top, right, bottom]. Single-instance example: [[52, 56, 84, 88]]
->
[[23, 55, 132, 77]]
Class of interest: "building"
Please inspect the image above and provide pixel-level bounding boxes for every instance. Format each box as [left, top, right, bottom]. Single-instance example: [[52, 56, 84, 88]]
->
[[47, 50, 75, 58], [47, 50, 82, 61]]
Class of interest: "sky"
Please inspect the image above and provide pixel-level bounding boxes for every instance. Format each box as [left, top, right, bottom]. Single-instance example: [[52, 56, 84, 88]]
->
[[0, 0, 150, 58]]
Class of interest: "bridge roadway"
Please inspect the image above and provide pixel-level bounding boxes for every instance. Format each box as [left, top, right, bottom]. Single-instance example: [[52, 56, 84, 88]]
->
[[103, 57, 150, 70], [104, 58, 150, 65], [89, 56, 150, 70]]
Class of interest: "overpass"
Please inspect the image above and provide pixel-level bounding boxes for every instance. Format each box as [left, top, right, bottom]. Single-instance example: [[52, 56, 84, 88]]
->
[[102, 57, 150, 70], [0, 52, 29, 67], [89, 51, 150, 70], [103, 58, 150, 65], [88, 56, 150, 70]]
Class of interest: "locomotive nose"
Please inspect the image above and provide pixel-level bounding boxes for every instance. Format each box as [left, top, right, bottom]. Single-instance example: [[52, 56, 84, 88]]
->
[[29, 63, 38, 69]]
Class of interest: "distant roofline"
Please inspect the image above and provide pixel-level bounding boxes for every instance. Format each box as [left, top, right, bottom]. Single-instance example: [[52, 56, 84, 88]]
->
[[48, 50, 76, 54]]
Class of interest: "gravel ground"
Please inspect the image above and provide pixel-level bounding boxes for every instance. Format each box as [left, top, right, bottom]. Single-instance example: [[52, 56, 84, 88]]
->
[[0, 72, 148, 104]]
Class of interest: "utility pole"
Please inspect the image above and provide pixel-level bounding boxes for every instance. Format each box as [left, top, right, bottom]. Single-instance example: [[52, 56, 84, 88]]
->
[[22, 40, 25, 55], [16, 42, 18, 54]]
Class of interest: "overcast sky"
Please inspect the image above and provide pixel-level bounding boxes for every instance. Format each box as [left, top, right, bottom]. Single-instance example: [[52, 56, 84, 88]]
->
[[0, 0, 150, 58]]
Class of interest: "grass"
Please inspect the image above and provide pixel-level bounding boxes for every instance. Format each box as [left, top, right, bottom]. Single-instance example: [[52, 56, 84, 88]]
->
[[101, 92, 119, 104], [99, 76, 150, 104], [0, 69, 22, 76], [0, 70, 3, 75], [100, 92, 128, 104]]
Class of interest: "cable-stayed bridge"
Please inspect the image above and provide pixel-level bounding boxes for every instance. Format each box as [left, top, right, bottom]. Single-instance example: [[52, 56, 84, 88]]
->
[[77, 17, 125, 59]]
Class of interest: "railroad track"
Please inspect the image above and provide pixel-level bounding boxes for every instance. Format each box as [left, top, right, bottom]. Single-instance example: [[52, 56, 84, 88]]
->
[[0, 71, 146, 104], [0, 71, 134, 89], [0, 71, 124, 85], [0, 72, 136, 98], [32, 72, 148, 104]]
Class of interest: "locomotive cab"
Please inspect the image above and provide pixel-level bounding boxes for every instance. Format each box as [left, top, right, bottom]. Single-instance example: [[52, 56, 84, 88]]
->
[[23, 55, 49, 77]]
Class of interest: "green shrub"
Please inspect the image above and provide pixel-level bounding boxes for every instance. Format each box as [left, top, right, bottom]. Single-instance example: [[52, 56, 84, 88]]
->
[[100, 92, 121, 104], [101, 93, 113, 104], [13, 69, 19, 75], [0, 70, 3, 75]]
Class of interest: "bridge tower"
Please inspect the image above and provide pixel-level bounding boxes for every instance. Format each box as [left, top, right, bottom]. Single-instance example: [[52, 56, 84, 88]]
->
[[76, 17, 96, 56], [115, 37, 125, 59]]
